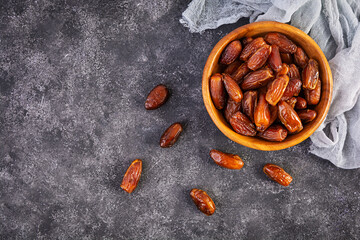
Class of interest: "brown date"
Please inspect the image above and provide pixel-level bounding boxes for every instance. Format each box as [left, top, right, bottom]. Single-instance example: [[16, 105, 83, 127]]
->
[[295, 97, 307, 109], [264, 32, 297, 53], [220, 40, 242, 65], [241, 37, 253, 46], [266, 75, 289, 106], [247, 44, 272, 70], [276, 63, 289, 77], [268, 44, 282, 72], [241, 69, 274, 90], [286, 97, 297, 109], [257, 124, 288, 142], [210, 73, 226, 110], [230, 111, 257, 136], [190, 189, 216, 216], [209, 149, 244, 170], [280, 53, 293, 64], [121, 159, 142, 193], [231, 62, 250, 83], [254, 89, 271, 132], [263, 163, 293, 186], [304, 79, 321, 105], [239, 37, 266, 61], [294, 47, 309, 68], [224, 98, 241, 122], [160, 123, 183, 148], [288, 64, 300, 79], [302, 58, 319, 90], [145, 84, 169, 110], [278, 100, 303, 133], [224, 60, 242, 75], [269, 105, 278, 126], [297, 109, 317, 123], [281, 78, 302, 100], [222, 74, 243, 103], [242, 90, 258, 122]]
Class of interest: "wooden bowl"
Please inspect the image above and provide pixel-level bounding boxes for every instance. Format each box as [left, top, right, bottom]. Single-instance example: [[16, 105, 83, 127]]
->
[[202, 21, 333, 151]]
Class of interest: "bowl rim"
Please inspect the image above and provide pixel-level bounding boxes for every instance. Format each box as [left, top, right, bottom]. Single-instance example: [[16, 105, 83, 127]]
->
[[202, 21, 333, 151]]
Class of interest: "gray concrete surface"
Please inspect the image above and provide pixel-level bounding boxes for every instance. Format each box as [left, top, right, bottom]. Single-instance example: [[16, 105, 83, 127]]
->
[[0, 0, 359, 239]]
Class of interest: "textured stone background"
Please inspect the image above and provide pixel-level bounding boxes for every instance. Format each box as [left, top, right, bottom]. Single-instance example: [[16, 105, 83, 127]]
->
[[1, 0, 359, 239]]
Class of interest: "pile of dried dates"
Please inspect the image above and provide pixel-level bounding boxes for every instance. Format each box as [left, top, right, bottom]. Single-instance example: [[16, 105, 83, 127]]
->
[[211, 33, 321, 141]]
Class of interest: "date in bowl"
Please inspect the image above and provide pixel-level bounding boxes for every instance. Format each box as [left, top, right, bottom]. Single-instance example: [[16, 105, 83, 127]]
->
[[202, 21, 333, 151]]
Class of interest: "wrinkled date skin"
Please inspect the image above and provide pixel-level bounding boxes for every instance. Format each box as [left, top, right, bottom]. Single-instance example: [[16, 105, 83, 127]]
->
[[222, 74, 243, 103], [278, 100, 303, 133], [209, 149, 244, 169], [304, 79, 321, 105], [220, 40, 242, 65], [266, 75, 289, 106], [295, 97, 307, 109], [239, 37, 266, 61], [247, 44, 272, 71], [241, 69, 274, 90], [286, 97, 297, 109], [254, 89, 271, 132], [263, 163, 293, 186], [257, 124, 288, 142], [242, 90, 258, 122], [280, 53, 293, 64], [281, 78, 302, 101], [121, 159, 142, 193], [145, 84, 169, 110], [294, 47, 309, 69], [302, 59, 319, 90], [231, 62, 250, 83], [160, 123, 183, 148], [224, 61, 242, 75], [224, 98, 242, 122], [264, 32, 297, 53], [190, 189, 216, 216], [269, 105, 278, 126], [230, 111, 257, 136], [288, 64, 300, 79], [276, 63, 289, 78], [210, 73, 226, 110], [268, 44, 282, 72], [241, 37, 253, 46], [297, 109, 317, 123]]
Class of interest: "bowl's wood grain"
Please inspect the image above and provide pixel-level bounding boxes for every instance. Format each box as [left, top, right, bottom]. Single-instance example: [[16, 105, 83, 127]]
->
[[202, 21, 333, 151]]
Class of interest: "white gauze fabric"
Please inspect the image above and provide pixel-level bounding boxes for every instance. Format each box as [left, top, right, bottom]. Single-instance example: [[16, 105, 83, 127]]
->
[[180, 0, 360, 169]]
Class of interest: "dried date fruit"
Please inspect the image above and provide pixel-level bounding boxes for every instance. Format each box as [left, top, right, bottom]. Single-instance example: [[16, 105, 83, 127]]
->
[[294, 47, 309, 68], [264, 32, 297, 53], [286, 97, 297, 109], [297, 109, 317, 123], [247, 44, 272, 70], [230, 111, 257, 136], [268, 44, 282, 72], [241, 37, 253, 46], [242, 90, 258, 122], [190, 189, 216, 216], [295, 97, 307, 109], [224, 60, 242, 75], [302, 59, 319, 90], [280, 53, 293, 64], [254, 89, 271, 132], [224, 98, 241, 122], [241, 69, 274, 90], [209, 149, 244, 169], [263, 163, 293, 186], [257, 124, 288, 142], [266, 75, 289, 106], [269, 105, 278, 126], [145, 84, 169, 110], [121, 159, 142, 193], [288, 64, 300, 79], [210, 73, 226, 110], [222, 74, 243, 103], [278, 100, 303, 133], [276, 63, 289, 77], [220, 40, 242, 65], [160, 122, 183, 148], [230, 62, 250, 83], [239, 37, 266, 61], [304, 79, 321, 105], [281, 78, 302, 101]]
